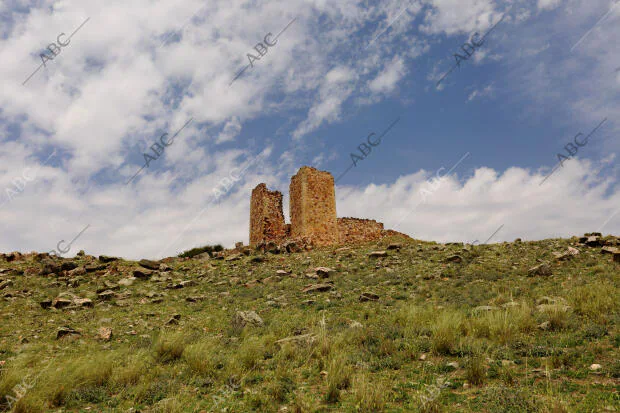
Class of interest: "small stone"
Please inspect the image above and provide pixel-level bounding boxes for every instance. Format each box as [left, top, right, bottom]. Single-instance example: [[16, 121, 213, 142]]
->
[[225, 253, 242, 262], [528, 263, 552, 277], [302, 283, 333, 294], [387, 243, 402, 251], [601, 246, 618, 255], [0, 280, 13, 290], [118, 277, 136, 286], [98, 290, 116, 301], [98, 255, 119, 263], [585, 236, 602, 247], [67, 267, 86, 277], [314, 267, 335, 278], [463, 381, 470, 389], [276, 270, 291, 275], [138, 259, 159, 270], [98, 327, 113, 341], [173, 280, 197, 289], [133, 269, 154, 279], [56, 326, 80, 340], [349, 320, 363, 329], [186, 295, 207, 302], [589, 363, 602, 371], [233, 311, 263, 328], [419, 354, 427, 361], [52, 297, 73, 309], [74, 298, 93, 308], [166, 314, 181, 325], [444, 255, 463, 263], [538, 321, 551, 331], [368, 251, 388, 258], [359, 292, 380, 302], [446, 361, 459, 370], [474, 305, 499, 313]]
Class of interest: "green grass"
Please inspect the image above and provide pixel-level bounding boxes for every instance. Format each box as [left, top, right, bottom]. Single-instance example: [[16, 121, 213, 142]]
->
[[0, 235, 618, 411]]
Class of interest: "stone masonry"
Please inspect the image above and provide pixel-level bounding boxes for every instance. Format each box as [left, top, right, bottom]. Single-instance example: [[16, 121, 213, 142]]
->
[[249, 184, 288, 246], [290, 167, 340, 247], [249, 167, 409, 247]]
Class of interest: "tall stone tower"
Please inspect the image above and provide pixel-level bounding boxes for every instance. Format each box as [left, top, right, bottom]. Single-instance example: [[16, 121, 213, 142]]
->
[[289, 166, 339, 246], [249, 184, 287, 247]]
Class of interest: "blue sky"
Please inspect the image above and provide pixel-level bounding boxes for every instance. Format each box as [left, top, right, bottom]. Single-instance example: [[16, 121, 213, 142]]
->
[[0, 0, 618, 258]]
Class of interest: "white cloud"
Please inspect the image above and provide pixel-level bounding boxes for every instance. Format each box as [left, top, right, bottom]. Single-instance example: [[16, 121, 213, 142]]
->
[[368, 56, 407, 94], [537, 0, 563, 11]]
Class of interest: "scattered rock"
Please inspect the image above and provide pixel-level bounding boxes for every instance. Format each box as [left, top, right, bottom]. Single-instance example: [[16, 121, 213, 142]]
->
[[387, 243, 402, 251], [98, 290, 116, 301], [186, 295, 207, 302], [52, 297, 73, 309], [118, 277, 136, 286], [419, 354, 427, 361], [67, 267, 86, 277], [314, 267, 335, 278], [446, 361, 459, 370], [138, 259, 160, 270], [359, 292, 380, 302], [589, 363, 602, 371], [600, 246, 618, 255], [528, 263, 552, 277], [302, 283, 333, 294], [0, 279, 13, 290], [166, 314, 181, 325], [283, 241, 302, 253], [56, 326, 80, 340], [74, 298, 93, 308], [233, 311, 264, 328], [368, 251, 388, 258], [444, 255, 463, 263], [585, 236, 602, 247], [276, 269, 291, 276], [225, 253, 242, 262], [98, 255, 119, 263], [538, 321, 551, 331], [98, 327, 113, 341], [133, 269, 154, 279], [474, 305, 499, 313], [60, 261, 78, 272], [85, 264, 107, 273], [349, 320, 363, 329]]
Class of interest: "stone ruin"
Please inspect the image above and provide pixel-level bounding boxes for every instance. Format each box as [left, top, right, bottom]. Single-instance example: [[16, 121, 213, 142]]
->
[[249, 166, 409, 248]]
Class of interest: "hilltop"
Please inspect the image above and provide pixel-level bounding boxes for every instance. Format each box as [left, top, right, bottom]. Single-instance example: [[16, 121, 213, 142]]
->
[[0, 233, 618, 412]]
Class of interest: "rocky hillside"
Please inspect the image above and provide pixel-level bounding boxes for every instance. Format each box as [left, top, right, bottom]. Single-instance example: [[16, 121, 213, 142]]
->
[[0, 234, 618, 412]]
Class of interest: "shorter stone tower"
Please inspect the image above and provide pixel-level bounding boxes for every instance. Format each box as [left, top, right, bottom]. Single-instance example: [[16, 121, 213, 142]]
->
[[289, 166, 339, 247], [249, 184, 287, 247]]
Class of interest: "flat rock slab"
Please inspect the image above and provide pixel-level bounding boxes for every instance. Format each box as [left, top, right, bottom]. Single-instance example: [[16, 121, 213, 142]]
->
[[302, 283, 333, 293], [368, 251, 388, 258], [138, 259, 160, 270], [359, 292, 380, 302]]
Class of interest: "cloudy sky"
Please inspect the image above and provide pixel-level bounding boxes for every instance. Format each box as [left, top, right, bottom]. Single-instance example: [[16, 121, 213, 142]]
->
[[0, 0, 618, 259]]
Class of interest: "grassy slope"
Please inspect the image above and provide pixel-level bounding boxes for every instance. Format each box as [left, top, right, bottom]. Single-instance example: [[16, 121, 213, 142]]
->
[[0, 236, 618, 412]]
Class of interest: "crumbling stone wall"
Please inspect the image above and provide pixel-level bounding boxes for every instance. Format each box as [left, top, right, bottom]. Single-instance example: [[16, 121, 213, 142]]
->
[[249, 167, 411, 248], [249, 184, 287, 247], [338, 217, 384, 244], [290, 167, 340, 247]]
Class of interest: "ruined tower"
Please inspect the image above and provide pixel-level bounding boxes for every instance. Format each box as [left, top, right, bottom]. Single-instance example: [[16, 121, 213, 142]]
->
[[289, 166, 340, 246], [249, 184, 287, 247]]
